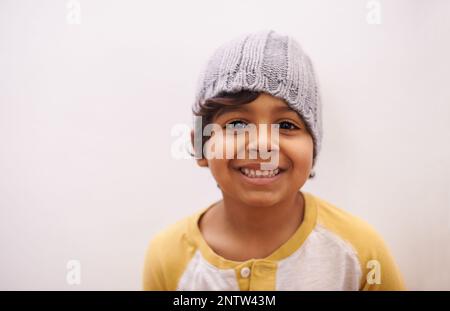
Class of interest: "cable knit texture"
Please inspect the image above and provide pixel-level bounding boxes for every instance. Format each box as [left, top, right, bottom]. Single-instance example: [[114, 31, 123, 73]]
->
[[193, 30, 323, 166]]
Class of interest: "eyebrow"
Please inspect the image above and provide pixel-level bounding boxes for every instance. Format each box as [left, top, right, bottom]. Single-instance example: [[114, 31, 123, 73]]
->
[[273, 105, 298, 113], [214, 105, 251, 119], [214, 104, 301, 120], [273, 106, 304, 125]]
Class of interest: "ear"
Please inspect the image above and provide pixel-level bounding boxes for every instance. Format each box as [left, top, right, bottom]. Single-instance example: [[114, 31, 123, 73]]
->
[[191, 129, 208, 167]]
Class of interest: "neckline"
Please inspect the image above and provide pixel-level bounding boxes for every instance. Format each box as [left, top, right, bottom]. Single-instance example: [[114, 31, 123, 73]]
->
[[189, 190, 318, 269]]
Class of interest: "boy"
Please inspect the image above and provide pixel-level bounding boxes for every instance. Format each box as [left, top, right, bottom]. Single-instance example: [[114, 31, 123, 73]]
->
[[142, 30, 405, 290]]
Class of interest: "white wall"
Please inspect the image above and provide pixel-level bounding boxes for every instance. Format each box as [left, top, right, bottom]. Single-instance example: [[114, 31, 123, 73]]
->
[[0, 0, 449, 290]]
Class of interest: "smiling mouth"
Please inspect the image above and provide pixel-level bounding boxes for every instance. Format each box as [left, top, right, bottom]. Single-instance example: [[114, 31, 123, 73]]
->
[[239, 167, 281, 178]]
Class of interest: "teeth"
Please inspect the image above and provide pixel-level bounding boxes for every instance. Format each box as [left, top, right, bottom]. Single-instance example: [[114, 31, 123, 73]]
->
[[239, 168, 281, 178]]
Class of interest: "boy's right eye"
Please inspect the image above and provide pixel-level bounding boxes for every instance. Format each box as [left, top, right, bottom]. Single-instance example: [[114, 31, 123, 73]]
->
[[225, 120, 248, 129]]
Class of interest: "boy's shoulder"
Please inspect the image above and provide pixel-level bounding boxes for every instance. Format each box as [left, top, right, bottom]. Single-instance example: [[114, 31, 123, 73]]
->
[[143, 207, 206, 290], [308, 192, 405, 290], [311, 193, 389, 256], [149, 207, 205, 251], [312, 194, 382, 241]]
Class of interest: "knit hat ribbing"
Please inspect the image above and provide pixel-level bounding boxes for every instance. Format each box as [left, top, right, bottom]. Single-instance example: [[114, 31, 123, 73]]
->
[[193, 30, 323, 166]]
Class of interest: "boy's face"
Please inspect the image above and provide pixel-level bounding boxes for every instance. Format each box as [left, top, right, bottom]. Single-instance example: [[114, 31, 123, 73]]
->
[[194, 93, 314, 208]]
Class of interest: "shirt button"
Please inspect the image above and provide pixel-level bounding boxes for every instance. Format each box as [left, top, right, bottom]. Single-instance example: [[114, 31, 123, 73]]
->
[[240, 267, 251, 278]]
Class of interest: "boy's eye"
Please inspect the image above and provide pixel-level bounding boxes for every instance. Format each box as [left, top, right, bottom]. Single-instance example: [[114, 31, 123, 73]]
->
[[279, 121, 298, 130], [225, 120, 248, 129], [223, 120, 298, 131]]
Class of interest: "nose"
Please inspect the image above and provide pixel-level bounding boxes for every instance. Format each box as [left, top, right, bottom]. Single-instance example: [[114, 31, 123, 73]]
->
[[248, 123, 280, 156]]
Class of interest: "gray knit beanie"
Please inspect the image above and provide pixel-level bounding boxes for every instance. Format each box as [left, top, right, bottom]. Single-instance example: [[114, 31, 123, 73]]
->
[[193, 30, 323, 167]]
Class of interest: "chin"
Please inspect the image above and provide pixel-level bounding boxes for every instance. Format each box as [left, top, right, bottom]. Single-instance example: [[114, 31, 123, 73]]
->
[[239, 191, 283, 208]]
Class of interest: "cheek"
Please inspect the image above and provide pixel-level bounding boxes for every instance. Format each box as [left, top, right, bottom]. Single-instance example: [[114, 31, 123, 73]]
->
[[282, 137, 314, 172], [208, 159, 232, 183]]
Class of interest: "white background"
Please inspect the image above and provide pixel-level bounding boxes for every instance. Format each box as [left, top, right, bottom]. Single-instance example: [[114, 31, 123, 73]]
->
[[1, 0, 449, 290]]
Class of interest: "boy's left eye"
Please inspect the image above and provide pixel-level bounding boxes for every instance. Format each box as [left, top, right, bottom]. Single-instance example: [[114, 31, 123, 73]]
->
[[279, 121, 298, 130]]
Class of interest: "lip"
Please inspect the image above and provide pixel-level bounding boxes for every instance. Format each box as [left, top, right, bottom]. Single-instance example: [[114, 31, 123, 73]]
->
[[235, 167, 285, 186]]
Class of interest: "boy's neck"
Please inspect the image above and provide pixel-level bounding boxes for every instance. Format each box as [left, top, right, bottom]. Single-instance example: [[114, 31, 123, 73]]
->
[[218, 191, 305, 243]]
